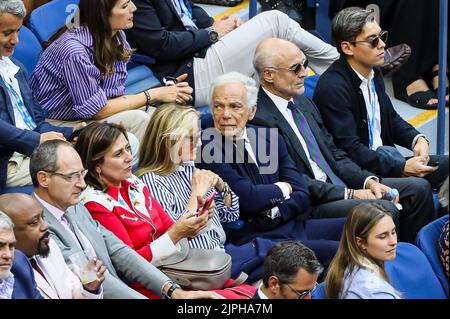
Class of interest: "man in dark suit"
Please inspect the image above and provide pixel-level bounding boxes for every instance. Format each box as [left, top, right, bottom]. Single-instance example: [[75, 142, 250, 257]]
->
[[197, 71, 346, 269], [125, 0, 340, 106], [313, 7, 448, 192], [251, 37, 435, 243], [0, 1, 80, 191], [0, 211, 42, 299], [253, 241, 322, 299]]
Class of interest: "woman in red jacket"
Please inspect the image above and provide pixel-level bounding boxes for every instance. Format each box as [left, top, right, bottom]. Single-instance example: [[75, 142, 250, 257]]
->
[[74, 122, 255, 299]]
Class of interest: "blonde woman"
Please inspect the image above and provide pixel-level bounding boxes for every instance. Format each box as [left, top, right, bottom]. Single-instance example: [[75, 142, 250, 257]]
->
[[136, 105, 239, 253], [325, 202, 401, 299]]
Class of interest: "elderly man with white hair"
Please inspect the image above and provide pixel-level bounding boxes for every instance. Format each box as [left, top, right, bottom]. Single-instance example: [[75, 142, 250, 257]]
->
[[0, 211, 42, 299]]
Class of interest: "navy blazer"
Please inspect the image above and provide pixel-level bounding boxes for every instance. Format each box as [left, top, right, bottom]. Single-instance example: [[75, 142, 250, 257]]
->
[[197, 125, 311, 244], [0, 58, 72, 188], [125, 0, 214, 92], [313, 56, 420, 177], [11, 250, 43, 299], [252, 88, 375, 204]]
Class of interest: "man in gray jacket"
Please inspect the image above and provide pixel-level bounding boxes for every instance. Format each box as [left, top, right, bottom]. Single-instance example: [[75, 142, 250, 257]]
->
[[29, 139, 221, 299]]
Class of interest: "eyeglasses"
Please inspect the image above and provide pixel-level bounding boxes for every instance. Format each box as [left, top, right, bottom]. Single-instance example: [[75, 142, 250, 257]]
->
[[46, 169, 88, 183], [284, 282, 318, 299], [267, 59, 309, 75], [349, 30, 388, 48]]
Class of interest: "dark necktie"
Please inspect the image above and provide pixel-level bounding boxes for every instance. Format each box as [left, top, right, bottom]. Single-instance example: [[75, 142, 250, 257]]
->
[[287, 101, 345, 186], [29, 258, 47, 281], [233, 139, 265, 185]]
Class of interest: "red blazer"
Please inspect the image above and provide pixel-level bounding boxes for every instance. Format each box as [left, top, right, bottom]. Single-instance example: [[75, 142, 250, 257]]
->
[[81, 175, 174, 262], [81, 175, 256, 299]]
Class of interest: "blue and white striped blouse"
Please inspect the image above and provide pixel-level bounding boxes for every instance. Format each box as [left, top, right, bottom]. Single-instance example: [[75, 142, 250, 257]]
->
[[141, 163, 240, 251]]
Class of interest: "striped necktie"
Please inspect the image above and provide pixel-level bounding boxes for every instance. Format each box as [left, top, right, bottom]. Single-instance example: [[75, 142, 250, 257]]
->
[[287, 101, 345, 186]]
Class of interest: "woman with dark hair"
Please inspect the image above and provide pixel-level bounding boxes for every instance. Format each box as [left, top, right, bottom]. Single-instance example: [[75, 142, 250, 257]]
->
[[30, 0, 193, 140], [75, 122, 256, 299], [325, 202, 401, 299]]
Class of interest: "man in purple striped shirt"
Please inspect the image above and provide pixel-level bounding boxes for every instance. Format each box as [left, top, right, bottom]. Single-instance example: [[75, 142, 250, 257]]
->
[[30, 0, 193, 141]]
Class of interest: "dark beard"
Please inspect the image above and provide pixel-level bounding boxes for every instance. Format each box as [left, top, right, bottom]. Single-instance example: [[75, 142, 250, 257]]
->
[[37, 234, 50, 258]]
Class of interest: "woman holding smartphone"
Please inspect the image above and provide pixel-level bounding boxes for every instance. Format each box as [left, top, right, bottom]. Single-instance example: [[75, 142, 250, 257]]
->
[[75, 121, 254, 298], [136, 104, 240, 253]]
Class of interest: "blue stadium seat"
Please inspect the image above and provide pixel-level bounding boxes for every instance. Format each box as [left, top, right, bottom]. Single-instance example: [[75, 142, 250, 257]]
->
[[304, 75, 320, 99], [27, 0, 160, 92], [385, 242, 447, 299], [124, 65, 161, 95], [28, 0, 79, 43], [305, 0, 332, 43], [313, 243, 446, 299], [0, 185, 34, 195], [12, 26, 42, 74], [416, 215, 449, 297]]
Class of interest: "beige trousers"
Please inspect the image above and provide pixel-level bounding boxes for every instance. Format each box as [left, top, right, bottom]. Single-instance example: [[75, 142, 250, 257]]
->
[[47, 108, 155, 141], [6, 153, 32, 188]]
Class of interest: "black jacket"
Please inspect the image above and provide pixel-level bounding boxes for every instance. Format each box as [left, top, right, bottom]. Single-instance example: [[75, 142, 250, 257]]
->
[[125, 0, 214, 94], [313, 56, 420, 177], [252, 89, 375, 205]]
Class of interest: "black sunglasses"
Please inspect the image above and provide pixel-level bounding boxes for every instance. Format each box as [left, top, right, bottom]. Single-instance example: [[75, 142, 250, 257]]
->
[[284, 282, 318, 299], [350, 30, 388, 48], [267, 59, 309, 75]]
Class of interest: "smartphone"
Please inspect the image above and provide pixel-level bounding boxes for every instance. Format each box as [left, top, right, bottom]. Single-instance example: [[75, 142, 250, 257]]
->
[[428, 160, 440, 167], [197, 191, 216, 217], [163, 76, 178, 86]]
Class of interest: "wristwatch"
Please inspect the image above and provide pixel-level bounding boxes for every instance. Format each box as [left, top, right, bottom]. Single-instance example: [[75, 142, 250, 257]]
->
[[205, 27, 219, 43], [220, 182, 231, 198], [164, 282, 181, 299]]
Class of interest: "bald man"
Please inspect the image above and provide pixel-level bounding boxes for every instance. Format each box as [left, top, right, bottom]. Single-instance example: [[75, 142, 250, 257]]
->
[[0, 193, 105, 299], [250, 38, 435, 243]]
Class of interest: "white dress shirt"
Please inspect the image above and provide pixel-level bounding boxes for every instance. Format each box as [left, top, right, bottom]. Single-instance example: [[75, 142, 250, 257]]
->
[[0, 57, 29, 130], [351, 68, 383, 151], [262, 87, 328, 183]]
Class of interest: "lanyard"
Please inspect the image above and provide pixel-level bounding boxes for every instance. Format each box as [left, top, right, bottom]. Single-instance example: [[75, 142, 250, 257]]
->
[[4, 81, 37, 131], [179, 0, 193, 20], [367, 79, 377, 150]]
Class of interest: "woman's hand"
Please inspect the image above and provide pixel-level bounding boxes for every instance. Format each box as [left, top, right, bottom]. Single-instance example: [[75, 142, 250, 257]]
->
[[191, 170, 216, 197], [168, 207, 209, 244], [150, 77, 193, 105]]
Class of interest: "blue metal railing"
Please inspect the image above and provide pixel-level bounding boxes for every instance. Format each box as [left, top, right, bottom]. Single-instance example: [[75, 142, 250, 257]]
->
[[437, 0, 448, 155], [249, 0, 257, 19]]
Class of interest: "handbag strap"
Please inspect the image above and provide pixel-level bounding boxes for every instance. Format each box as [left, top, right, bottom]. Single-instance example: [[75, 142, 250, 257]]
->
[[223, 271, 248, 288]]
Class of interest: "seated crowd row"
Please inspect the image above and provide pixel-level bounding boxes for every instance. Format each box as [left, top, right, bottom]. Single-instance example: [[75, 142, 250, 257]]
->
[[0, 0, 448, 299]]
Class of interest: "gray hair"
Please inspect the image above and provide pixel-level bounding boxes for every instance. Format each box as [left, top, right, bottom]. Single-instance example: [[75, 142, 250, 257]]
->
[[332, 6, 375, 54], [0, 211, 14, 230], [253, 48, 279, 77], [209, 72, 258, 112], [262, 241, 323, 288], [0, 0, 26, 17], [29, 140, 73, 187], [439, 176, 449, 208]]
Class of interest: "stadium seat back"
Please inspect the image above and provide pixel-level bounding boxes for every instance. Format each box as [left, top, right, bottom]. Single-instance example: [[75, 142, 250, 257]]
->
[[12, 26, 42, 74], [29, 0, 80, 43], [416, 215, 449, 297]]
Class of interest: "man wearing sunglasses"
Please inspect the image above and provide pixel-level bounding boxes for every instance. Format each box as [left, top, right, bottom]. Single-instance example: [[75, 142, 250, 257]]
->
[[313, 8, 448, 210], [254, 241, 322, 299], [251, 37, 437, 244]]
